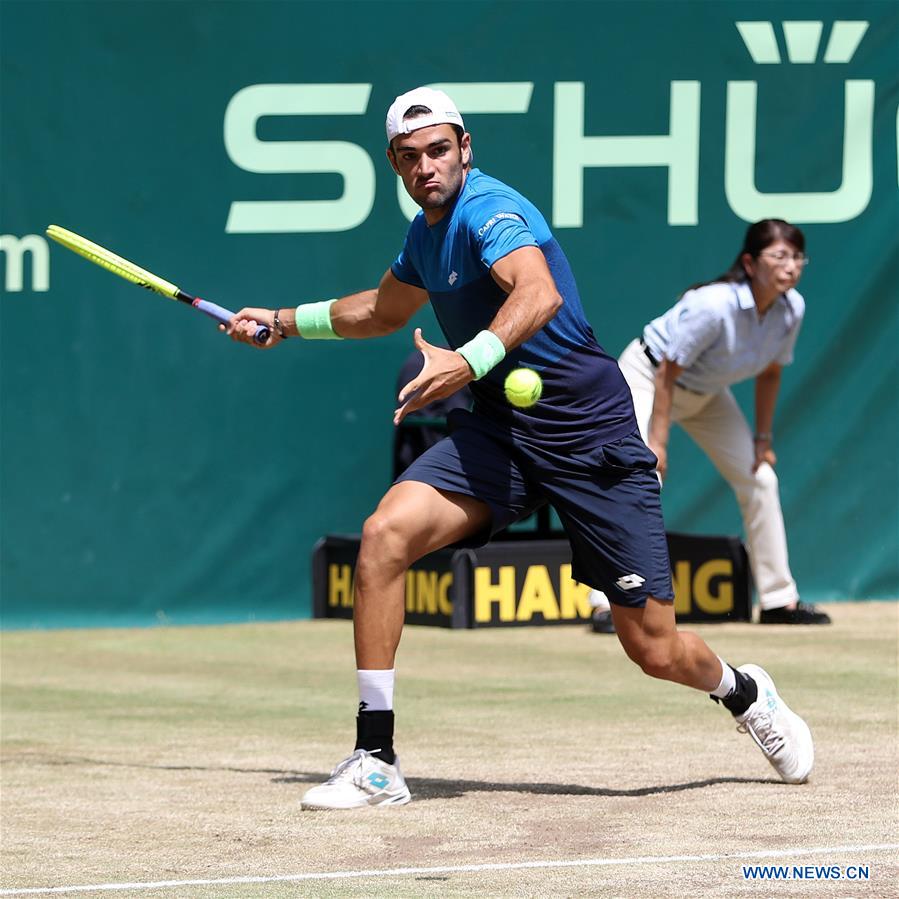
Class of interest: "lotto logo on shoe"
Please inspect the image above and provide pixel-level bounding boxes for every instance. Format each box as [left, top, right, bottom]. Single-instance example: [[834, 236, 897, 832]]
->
[[616, 573, 646, 591], [300, 750, 412, 809]]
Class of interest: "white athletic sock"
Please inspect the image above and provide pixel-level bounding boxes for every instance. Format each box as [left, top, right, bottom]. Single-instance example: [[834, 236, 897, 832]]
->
[[709, 657, 736, 698], [357, 668, 395, 711]]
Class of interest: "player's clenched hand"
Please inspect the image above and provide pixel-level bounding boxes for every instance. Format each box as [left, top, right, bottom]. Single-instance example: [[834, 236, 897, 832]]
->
[[394, 328, 473, 425], [222, 307, 282, 349]]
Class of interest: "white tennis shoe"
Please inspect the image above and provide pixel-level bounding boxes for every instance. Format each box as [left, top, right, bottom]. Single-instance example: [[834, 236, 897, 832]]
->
[[735, 664, 814, 784], [301, 749, 412, 810]]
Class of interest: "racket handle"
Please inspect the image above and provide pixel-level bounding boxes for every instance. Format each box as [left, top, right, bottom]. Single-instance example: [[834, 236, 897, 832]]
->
[[193, 298, 270, 345]]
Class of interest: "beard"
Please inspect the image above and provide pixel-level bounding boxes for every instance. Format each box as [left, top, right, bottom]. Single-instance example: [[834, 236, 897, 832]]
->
[[417, 189, 454, 210], [412, 168, 464, 210]]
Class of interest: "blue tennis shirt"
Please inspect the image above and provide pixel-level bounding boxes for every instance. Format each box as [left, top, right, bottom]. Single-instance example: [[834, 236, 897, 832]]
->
[[391, 169, 635, 448]]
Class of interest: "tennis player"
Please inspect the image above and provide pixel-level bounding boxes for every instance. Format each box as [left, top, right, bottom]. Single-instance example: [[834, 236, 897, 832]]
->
[[226, 87, 815, 810]]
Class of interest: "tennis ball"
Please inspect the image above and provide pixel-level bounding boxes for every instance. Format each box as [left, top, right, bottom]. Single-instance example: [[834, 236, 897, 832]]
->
[[504, 367, 543, 408]]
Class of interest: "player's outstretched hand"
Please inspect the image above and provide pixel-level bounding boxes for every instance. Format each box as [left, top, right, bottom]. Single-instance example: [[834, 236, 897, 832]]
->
[[394, 328, 473, 425], [222, 307, 281, 349]]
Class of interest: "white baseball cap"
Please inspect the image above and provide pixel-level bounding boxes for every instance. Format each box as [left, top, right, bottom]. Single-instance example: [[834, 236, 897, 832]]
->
[[385, 87, 465, 142]]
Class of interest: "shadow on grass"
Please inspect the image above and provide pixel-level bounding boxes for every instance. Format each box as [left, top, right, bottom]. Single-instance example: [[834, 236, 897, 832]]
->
[[14, 754, 779, 798], [273, 773, 780, 799]]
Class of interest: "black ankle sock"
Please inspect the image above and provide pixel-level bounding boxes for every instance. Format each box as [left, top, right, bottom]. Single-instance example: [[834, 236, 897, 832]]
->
[[355, 709, 396, 765], [714, 666, 758, 717]]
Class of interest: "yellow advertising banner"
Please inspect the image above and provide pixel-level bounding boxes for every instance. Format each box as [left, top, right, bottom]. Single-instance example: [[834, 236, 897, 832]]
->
[[313, 533, 751, 627]]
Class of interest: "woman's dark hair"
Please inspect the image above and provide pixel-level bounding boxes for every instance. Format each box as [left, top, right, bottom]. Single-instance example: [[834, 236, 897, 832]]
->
[[688, 219, 806, 291]]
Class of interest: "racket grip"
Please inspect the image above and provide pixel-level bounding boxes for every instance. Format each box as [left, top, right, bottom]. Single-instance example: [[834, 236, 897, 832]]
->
[[193, 298, 270, 345]]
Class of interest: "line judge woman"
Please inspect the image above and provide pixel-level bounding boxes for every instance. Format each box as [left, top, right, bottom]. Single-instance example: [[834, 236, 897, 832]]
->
[[591, 219, 830, 632]]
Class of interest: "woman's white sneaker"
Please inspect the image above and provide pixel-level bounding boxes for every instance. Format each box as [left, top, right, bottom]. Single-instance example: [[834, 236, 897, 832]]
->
[[301, 749, 412, 810], [735, 664, 814, 784]]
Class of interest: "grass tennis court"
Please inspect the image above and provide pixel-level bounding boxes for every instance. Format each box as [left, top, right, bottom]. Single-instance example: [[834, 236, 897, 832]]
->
[[2, 603, 897, 897]]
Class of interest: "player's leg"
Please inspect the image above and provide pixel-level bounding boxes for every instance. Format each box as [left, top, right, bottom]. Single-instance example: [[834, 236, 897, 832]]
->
[[544, 433, 725, 693], [301, 481, 491, 811], [678, 388, 828, 623], [610, 597, 814, 783], [354, 480, 491, 669], [610, 596, 723, 689], [540, 430, 813, 784], [303, 417, 534, 811]]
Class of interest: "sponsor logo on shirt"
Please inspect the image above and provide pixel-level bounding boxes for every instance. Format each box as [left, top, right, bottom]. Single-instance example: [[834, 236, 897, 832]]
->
[[477, 211, 523, 238]]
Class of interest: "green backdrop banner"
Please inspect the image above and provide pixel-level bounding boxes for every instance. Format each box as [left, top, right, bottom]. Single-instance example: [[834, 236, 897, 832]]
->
[[1, 1, 897, 627]]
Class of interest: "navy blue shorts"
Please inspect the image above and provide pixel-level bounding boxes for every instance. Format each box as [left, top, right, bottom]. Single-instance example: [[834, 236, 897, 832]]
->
[[396, 409, 674, 608]]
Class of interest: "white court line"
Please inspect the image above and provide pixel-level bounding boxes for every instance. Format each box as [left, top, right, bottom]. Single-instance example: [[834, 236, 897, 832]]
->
[[2, 843, 897, 896]]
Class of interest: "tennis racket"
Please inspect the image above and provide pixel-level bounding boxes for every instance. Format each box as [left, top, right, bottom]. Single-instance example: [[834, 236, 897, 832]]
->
[[45, 225, 270, 344]]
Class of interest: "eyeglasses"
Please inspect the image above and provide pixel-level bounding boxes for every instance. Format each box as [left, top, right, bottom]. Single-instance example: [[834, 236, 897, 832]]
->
[[759, 251, 809, 268]]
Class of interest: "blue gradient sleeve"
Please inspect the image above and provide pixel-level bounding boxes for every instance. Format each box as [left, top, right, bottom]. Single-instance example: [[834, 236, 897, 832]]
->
[[390, 238, 425, 288], [472, 210, 539, 270]]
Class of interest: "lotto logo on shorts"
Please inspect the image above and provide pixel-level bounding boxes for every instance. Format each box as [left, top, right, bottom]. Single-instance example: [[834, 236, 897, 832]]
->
[[616, 573, 646, 590]]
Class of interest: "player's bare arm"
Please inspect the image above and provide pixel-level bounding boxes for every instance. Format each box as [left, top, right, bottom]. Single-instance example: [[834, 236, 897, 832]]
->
[[488, 246, 563, 348], [394, 246, 563, 424], [226, 270, 427, 346], [648, 358, 683, 480], [330, 271, 429, 339], [753, 360, 782, 471]]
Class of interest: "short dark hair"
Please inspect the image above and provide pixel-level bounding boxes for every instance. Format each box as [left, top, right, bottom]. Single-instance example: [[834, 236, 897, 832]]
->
[[393, 104, 465, 146]]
